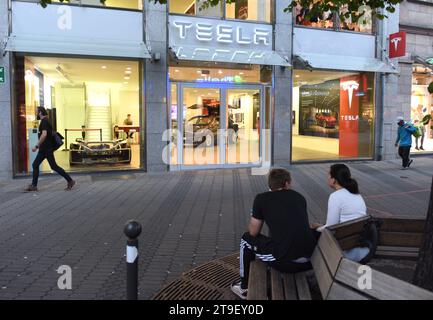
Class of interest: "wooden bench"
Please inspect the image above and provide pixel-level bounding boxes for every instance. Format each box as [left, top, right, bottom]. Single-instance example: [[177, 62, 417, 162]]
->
[[248, 215, 433, 300], [313, 216, 433, 300], [247, 260, 313, 300]]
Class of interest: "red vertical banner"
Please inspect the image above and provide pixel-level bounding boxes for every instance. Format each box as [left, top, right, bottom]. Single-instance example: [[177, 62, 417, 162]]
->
[[339, 76, 360, 158], [389, 31, 406, 59]]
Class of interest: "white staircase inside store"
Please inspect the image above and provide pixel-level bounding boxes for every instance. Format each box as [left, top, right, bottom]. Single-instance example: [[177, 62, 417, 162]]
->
[[86, 106, 112, 142]]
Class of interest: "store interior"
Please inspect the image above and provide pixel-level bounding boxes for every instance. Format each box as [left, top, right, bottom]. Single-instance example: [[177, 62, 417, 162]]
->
[[169, 65, 263, 167], [411, 65, 433, 153], [18, 56, 141, 174], [52, 0, 143, 10], [292, 69, 375, 162]]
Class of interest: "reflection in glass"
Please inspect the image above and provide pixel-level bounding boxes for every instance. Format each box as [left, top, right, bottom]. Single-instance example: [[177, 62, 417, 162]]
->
[[226, 89, 261, 164], [292, 70, 375, 162], [183, 87, 221, 166]]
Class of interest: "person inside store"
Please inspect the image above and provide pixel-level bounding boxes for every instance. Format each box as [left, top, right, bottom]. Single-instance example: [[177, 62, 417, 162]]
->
[[123, 114, 134, 139], [230, 168, 316, 300], [26, 106, 75, 192], [81, 125, 86, 140]]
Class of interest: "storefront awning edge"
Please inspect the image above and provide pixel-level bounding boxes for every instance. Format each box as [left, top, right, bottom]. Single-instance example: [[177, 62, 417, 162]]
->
[[170, 45, 291, 67], [294, 53, 399, 74], [5, 35, 152, 59]]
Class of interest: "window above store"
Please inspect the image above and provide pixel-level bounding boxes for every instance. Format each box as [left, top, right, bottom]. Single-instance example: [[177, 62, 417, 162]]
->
[[294, 3, 373, 34], [169, 0, 272, 24], [47, 0, 143, 10]]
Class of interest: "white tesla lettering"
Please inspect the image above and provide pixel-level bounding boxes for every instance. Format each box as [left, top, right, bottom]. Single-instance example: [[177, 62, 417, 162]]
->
[[196, 23, 213, 42], [173, 21, 193, 39], [341, 115, 359, 121], [391, 37, 402, 51], [237, 28, 252, 44], [192, 48, 211, 59], [341, 81, 360, 109], [212, 49, 231, 60], [217, 25, 234, 43], [254, 29, 270, 45]]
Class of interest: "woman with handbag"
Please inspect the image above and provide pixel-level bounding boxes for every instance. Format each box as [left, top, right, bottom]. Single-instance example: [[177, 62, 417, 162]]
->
[[26, 107, 75, 192]]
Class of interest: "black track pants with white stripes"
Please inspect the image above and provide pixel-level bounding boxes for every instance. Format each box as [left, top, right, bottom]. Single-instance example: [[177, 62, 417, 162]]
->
[[240, 232, 312, 289]]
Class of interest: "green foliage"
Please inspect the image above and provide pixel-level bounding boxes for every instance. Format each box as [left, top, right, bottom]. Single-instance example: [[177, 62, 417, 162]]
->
[[428, 82, 433, 95], [39, 0, 402, 22]]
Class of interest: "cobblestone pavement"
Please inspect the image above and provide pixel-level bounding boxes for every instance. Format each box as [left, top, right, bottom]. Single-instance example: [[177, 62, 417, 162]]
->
[[0, 157, 432, 300]]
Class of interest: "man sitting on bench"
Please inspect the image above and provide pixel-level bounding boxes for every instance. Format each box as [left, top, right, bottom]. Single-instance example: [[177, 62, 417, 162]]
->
[[231, 168, 317, 300]]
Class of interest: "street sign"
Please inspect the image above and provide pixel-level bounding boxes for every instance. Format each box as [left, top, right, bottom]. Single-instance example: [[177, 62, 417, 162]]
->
[[0, 67, 4, 83], [426, 57, 433, 65], [389, 31, 406, 59]]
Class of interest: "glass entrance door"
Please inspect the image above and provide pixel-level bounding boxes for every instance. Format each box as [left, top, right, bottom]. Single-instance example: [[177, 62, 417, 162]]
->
[[170, 83, 266, 169]]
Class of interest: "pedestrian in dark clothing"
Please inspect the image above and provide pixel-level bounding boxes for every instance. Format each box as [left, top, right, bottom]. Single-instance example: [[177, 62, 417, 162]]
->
[[395, 116, 416, 170], [230, 168, 317, 299], [26, 107, 75, 192]]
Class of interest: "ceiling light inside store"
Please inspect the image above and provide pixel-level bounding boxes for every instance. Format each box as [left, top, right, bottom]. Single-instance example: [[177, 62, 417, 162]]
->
[[102, 66, 107, 69], [296, 75, 300, 78], [218, 70, 223, 74], [126, 67, 132, 70], [124, 76, 130, 80], [125, 70, 132, 75], [175, 69, 179, 73]]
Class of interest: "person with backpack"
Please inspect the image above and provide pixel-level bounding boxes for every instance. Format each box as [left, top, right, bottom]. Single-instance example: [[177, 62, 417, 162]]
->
[[395, 116, 417, 170], [26, 107, 75, 192], [413, 119, 425, 151]]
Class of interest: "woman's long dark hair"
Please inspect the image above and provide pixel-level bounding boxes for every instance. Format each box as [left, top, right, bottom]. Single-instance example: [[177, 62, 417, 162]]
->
[[330, 164, 359, 194]]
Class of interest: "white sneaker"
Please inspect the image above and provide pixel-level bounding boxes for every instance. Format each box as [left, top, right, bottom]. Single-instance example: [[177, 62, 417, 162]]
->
[[230, 281, 247, 300]]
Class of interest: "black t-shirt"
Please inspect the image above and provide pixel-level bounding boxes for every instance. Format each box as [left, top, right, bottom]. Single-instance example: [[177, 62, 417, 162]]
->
[[252, 190, 316, 261], [38, 118, 53, 150]]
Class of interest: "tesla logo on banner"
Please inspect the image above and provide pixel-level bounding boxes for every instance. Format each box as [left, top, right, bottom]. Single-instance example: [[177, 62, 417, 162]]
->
[[341, 81, 360, 109], [389, 31, 406, 58]]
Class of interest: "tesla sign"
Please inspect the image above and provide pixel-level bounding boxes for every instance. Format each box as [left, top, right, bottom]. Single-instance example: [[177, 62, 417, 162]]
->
[[389, 31, 406, 59], [169, 15, 273, 63]]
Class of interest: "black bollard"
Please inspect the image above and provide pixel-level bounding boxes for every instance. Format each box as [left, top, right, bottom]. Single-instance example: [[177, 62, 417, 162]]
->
[[124, 220, 142, 300]]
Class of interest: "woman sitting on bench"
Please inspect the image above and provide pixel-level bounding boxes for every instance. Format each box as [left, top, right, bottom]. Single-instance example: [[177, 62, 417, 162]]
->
[[311, 164, 370, 262]]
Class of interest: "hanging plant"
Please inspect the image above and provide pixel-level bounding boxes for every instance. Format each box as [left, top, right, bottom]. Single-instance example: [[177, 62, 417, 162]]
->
[[428, 82, 433, 94]]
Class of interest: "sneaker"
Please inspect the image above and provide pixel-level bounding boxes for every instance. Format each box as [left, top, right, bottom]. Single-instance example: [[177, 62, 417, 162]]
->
[[407, 160, 413, 168], [415, 147, 419, 150], [230, 281, 247, 300], [420, 147, 425, 150], [25, 185, 37, 192], [65, 180, 76, 191]]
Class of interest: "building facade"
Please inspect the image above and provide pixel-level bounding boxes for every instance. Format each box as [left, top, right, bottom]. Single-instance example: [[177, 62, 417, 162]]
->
[[0, 0, 405, 180]]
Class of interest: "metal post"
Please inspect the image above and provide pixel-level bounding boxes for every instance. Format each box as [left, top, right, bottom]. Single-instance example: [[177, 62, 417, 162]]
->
[[124, 220, 142, 300], [64, 129, 68, 151]]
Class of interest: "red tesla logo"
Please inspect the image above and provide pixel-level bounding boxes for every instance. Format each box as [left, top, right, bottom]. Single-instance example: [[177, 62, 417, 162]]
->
[[389, 31, 406, 59]]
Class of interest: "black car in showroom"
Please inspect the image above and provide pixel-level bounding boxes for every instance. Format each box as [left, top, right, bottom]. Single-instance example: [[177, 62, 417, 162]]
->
[[184, 115, 238, 148]]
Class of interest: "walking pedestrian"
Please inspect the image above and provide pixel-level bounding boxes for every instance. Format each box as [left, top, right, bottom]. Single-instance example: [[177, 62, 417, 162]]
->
[[26, 107, 76, 192], [395, 116, 416, 170]]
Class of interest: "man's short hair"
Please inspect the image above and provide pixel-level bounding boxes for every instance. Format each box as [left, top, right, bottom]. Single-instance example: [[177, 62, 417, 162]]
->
[[268, 168, 292, 191]]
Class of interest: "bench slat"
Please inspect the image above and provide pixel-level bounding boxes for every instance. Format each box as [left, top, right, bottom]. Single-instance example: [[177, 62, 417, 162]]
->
[[380, 217, 425, 233], [379, 232, 423, 248], [247, 261, 268, 300], [311, 247, 334, 299], [295, 272, 312, 300], [335, 258, 433, 300], [338, 234, 361, 251], [329, 216, 370, 239], [319, 229, 343, 275], [282, 273, 297, 300], [327, 282, 370, 300], [270, 268, 285, 300]]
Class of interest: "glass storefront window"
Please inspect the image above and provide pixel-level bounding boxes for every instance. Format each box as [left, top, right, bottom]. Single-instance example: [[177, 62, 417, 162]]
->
[[169, 65, 270, 84], [14, 56, 142, 174], [169, 0, 272, 22], [170, 0, 222, 17], [292, 70, 375, 162], [51, 0, 143, 10], [225, 0, 272, 23], [294, 3, 373, 33], [411, 66, 433, 153]]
